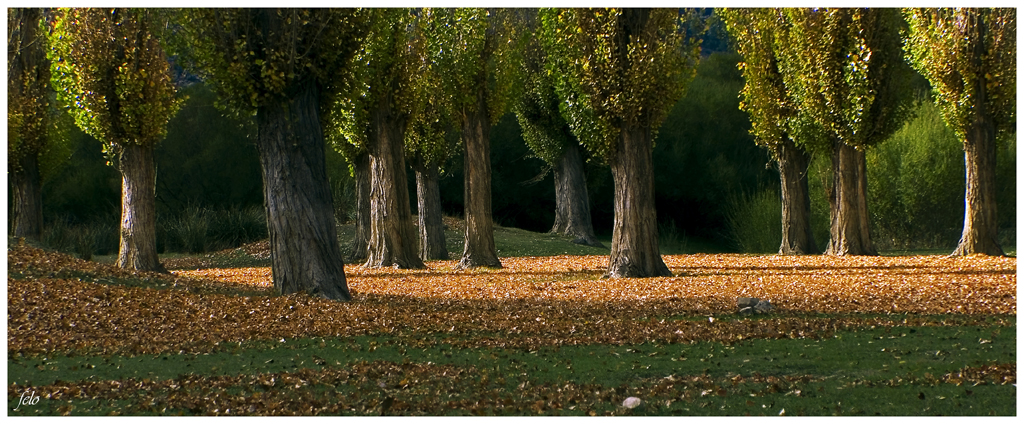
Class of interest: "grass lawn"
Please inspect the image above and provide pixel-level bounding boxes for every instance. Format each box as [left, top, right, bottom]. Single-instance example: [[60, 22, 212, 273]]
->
[[6, 226, 1016, 416]]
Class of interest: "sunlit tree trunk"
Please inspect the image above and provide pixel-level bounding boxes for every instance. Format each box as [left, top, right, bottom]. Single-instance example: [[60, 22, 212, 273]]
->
[[456, 94, 501, 269], [953, 112, 1003, 256], [825, 139, 877, 256], [777, 136, 817, 254], [607, 123, 671, 278], [364, 102, 424, 269], [256, 79, 350, 300], [551, 142, 603, 247], [115, 143, 166, 272], [415, 161, 450, 261]]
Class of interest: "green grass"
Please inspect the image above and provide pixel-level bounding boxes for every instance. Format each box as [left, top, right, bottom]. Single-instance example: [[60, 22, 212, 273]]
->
[[9, 324, 1015, 415]]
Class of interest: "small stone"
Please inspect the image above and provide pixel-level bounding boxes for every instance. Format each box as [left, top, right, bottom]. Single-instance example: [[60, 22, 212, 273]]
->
[[622, 397, 642, 409], [737, 297, 759, 309], [754, 300, 773, 314], [739, 307, 753, 316]]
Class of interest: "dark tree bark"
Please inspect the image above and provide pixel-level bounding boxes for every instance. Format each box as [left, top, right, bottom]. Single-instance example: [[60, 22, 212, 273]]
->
[[348, 151, 371, 263], [10, 152, 43, 241], [414, 161, 450, 261], [456, 94, 501, 269], [115, 143, 167, 272], [777, 136, 818, 255], [550, 142, 604, 248], [364, 103, 424, 269], [952, 110, 1003, 256], [256, 79, 350, 300], [8, 8, 46, 242], [825, 139, 877, 256], [606, 124, 671, 278]]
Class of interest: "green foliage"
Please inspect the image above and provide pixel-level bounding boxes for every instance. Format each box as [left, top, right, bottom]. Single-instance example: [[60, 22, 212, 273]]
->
[[868, 101, 1017, 250], [169, 9, 368, 119], [47, 8, 182, 157], [8, 8, 73, 179], [774, 8, 914, 151], [720, 8, 795, 157], [512, 12, 575, 166], [867, 101, 965, 250], [652, 52, 774, 244], [540, 8, 704, 162], [325, 9, 417, 157], [726, 188, 782, 254], [903, 8, 1016, 141], [423, 8, 529, 128]]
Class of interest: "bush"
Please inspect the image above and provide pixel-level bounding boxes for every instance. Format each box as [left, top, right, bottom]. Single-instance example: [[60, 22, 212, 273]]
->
[[41, 216, 118, 259], [166, 205, 210, 254], [726, 188, 782, 253], [209, 206, 267, 249], [867, 101, 966, 250], [160, 205, 267, 254]]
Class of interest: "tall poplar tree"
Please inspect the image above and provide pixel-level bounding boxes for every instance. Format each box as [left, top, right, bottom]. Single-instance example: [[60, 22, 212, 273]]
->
[[47, 8, 181, 271], [327, 9, 424, 269], [9, 8, 71, 241], [775, 8, 914, 256], [541, 8, 703, 278], [904, 8, 1015, 256], [514, 11, 603, 248], [722, 8, 819, 255], [171, 9, 367, 300], [405, 25, 459, 261], [423, 8, 527, 269]]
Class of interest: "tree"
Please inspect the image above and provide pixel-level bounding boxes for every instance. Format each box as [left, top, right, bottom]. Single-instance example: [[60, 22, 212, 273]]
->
[[171, 9, 367, 300], [774, 8, 914, 256], [722, 8, 818, 255], [47, 8, 181, 271], [541, 8, 703, 277], [903, 8, 1015, 256], [513, 12, 604, 248], [404, 25, 460, 261], [8, 8, 72, 241], [327, 9, 424, 269], [423, 8, 527, 269]]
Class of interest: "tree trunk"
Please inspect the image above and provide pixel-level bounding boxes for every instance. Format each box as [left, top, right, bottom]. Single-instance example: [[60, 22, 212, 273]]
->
[[550, 142, 604, 248], [952, 115, 1003, 256], [825, 140, 877, 256], [456, 98, 501, 269], [607, 123, 671, 278], [777, 136, 818, 254], [364, 104, 424, 269], [255, 79, 350, 301], [348, 151, 371, 263], [952, 17, 1002, 256], [10, 152, 43, 241], [115, 142, 167, 272], [415, 162, 450, 261]]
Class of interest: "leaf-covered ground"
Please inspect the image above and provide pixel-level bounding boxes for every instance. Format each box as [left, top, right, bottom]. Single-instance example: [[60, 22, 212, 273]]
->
[[7, 242, 1016, 415]]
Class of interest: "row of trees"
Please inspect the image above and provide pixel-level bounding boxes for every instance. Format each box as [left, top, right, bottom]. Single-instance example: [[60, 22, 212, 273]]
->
[[722, 8, 1015, 257], [8, 8, 1015, 302]]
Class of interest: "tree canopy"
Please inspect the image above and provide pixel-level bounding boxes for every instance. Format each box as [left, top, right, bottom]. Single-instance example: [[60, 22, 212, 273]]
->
[[903, 8, 1015, 143], [47, 8, 181, 154], [540, 8, 703, 163]]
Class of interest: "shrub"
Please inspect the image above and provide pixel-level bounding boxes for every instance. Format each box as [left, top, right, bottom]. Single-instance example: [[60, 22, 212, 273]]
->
[[726, 188, 782, 253], [208, 206, 267, 249], [168, 205, 211, 254], [867, 101, 965, 250]]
